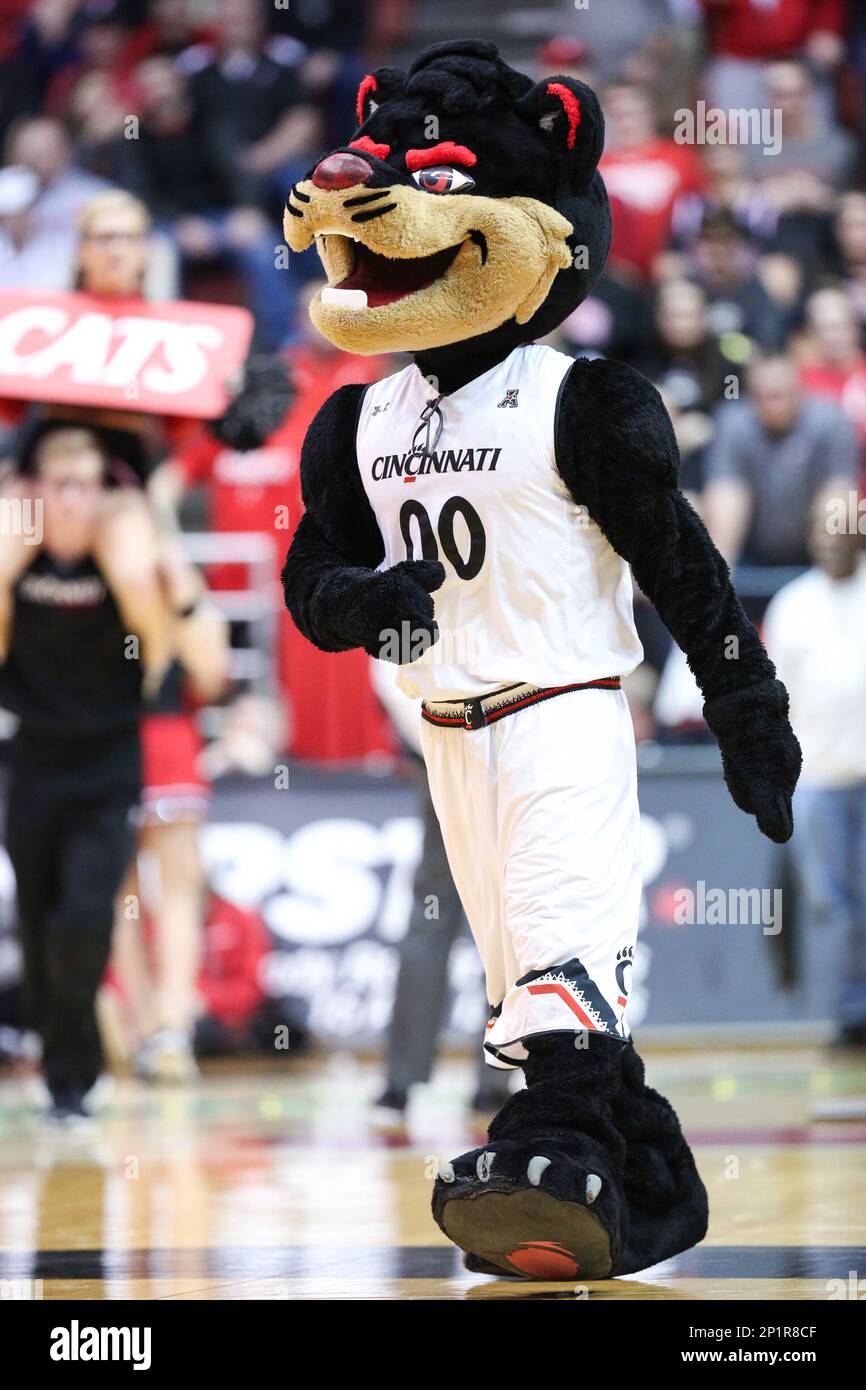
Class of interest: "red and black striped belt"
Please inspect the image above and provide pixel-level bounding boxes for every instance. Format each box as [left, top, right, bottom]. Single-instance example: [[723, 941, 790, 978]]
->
[[421, 678, 621, 731]]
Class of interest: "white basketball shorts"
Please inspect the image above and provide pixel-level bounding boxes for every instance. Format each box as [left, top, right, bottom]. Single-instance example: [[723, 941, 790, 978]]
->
[[420, 685, 643, 1067]]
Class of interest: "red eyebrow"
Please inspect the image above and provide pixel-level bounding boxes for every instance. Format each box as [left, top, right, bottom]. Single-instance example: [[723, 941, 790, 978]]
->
[[350, 136, 392, 160], [405, 142, 477, 172]]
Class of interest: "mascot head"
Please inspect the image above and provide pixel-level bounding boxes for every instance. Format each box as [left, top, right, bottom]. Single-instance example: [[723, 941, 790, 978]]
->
[[284, 39, 610, 365]]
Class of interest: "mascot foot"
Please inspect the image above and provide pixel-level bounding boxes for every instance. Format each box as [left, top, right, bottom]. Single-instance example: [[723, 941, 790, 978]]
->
[[433, 1033, 708, 1280], [433, 1033, 629, 1279], [437, 1146, 618, 1279], [610, 1042, 709, 1274]]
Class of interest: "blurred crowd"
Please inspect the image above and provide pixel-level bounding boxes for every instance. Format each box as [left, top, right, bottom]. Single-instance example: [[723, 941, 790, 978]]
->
[[0, 0, 413, 344], [0, 0, 864, 755], [535, 2, 866, 739]]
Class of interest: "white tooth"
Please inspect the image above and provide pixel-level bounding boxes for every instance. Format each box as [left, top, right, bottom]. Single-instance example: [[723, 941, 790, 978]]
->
[[321, 287, 368, 309]]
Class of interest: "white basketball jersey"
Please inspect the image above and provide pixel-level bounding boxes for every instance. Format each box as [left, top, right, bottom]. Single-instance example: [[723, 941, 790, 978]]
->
[[356, 344, 643, 701]]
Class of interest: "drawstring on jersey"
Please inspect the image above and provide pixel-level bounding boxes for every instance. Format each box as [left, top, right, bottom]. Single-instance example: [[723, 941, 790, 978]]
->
[[406, 394, 445, 471]]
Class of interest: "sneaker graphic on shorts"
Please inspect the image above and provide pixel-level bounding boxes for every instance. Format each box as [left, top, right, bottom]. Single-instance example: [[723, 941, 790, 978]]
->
[[516, 956, 619, 1034]]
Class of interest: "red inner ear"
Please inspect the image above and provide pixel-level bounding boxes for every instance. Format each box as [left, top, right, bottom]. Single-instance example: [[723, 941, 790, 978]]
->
[[356, 73, 377, 127], [350, 136, 392, 161], [546, 81, 581, 150]]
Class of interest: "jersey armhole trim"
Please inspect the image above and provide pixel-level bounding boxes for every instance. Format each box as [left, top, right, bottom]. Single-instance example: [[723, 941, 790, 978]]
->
[[352, 382, 372, 464], [355, 382, 371, 423], [552, 358, 577, 481]]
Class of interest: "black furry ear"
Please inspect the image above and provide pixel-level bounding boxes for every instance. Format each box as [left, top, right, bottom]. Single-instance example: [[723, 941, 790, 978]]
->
[[518, 77, 604, 187], [354, 67, 407, 128]]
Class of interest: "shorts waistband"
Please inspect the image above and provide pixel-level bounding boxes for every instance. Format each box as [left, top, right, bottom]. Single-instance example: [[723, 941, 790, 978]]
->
[[420, 678, 621, 731]]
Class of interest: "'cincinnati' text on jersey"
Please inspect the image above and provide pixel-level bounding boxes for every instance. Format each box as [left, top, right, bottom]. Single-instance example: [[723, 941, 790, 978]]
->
[[371, 446, 503, 481]]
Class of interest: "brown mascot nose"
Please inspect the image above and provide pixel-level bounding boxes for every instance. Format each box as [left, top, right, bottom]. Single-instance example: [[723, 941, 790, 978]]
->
[[311, 152, 373, 191]]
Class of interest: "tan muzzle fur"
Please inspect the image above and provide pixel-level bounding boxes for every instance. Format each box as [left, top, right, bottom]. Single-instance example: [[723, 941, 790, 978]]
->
[[284, 179, 573, 354]]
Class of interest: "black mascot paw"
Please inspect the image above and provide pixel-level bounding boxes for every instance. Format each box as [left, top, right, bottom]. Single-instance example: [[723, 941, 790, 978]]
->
[[210, 351, 294, 451], [433, 1034, 707, 1280], [704, 679, 802, 844], [353, 558, 445, 659]]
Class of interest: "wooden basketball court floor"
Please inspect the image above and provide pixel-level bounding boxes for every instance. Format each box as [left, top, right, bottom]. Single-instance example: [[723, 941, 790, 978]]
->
[[1, 1045, 864, 1301]]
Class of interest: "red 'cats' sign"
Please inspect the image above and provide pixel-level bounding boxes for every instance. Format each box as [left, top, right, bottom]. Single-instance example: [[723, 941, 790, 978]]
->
[[0, 291, 254, 418]]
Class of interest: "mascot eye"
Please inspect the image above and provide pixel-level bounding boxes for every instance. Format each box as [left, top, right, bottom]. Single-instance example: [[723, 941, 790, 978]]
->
[[411, 165, 475, 195]]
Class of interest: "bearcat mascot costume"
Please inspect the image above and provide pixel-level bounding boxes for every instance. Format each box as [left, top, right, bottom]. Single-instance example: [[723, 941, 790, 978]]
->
[[281, 40, 801, 1280]]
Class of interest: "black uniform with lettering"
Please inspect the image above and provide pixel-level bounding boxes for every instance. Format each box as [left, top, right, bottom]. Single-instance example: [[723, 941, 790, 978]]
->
[[0, 552, 142, 1103]]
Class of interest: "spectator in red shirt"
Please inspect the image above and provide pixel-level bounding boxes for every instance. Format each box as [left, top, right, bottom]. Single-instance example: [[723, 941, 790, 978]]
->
[[701, 0, 845, 112], [196, 894, 272, 1041], [599, 81, 706, 281], [702, 0, 845, 63], [278, 327, 398, 761], [167, 411, 302, 593]]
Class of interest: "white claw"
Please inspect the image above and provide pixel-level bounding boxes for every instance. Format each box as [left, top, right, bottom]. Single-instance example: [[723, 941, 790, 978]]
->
[[438, 1162, 456, 1183], [476, 1151, 495, 1182], [527, 1155, 552, 1187], [585, 1173, 602, 1204]]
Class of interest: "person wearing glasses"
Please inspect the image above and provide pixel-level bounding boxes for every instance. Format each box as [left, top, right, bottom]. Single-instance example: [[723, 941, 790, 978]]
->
[[1, 188, 181, 486]]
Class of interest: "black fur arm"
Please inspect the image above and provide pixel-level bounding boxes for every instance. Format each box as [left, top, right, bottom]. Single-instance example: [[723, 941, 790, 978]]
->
[[281, 385, 444, 656], [209, 352, 294, 450], [556, 358, 770, 701], [555, 358, 801, 842]]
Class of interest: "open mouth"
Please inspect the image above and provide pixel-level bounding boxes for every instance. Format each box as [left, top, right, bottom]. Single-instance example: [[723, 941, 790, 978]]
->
[[330, 242, 462, 309]]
